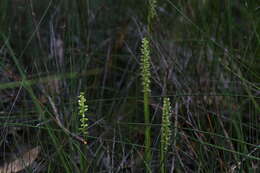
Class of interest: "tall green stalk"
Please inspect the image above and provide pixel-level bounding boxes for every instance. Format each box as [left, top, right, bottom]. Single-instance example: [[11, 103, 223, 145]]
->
[[140, 37, 152, 172], [147, 0, 157, 33], [140, 1, 157, 171]]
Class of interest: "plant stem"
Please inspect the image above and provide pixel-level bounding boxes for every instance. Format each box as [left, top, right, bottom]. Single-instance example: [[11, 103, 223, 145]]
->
[[144, 91, 151, 172]]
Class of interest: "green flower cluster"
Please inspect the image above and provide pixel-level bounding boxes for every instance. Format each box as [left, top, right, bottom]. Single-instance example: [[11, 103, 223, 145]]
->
[[149, 0, 157, 20], [140, 37, 151, 93], [161, 97, 172, 152], [78, 92, 88, 137]]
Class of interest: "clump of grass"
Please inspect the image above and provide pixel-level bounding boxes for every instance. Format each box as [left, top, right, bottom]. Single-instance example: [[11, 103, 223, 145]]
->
[[160, 97, 172, 173], [140, 37, 152, 172], [78, 92, 89, 139]]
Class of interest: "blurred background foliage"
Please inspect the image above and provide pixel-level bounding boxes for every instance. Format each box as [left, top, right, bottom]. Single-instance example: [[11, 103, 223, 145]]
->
[[0, 0, 259, 172]]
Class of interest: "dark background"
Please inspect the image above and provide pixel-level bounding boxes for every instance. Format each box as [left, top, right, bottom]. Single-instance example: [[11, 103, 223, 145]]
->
[[0, 0, 259, 172]]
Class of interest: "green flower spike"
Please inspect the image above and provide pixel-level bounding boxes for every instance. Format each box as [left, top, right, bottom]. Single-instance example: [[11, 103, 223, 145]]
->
[[161, 97, 172, 152], [140, 37, 152, 172], [78, 92, 88, 138], [149, 0, 157, 20], [160, 97, 172, 173], [140, 37, 151, 94]]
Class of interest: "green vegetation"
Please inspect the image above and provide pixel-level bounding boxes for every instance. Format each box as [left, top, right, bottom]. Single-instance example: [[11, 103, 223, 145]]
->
[[140, 37, 152, 172], [160, 97, 172, 173], [78, 92, 89, 139], [0, 0, 259, 172]]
